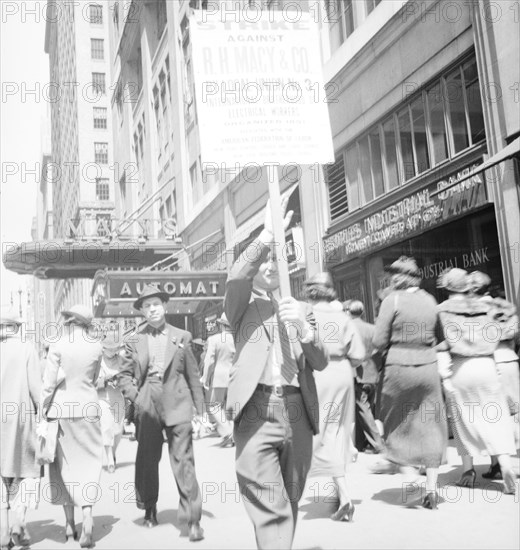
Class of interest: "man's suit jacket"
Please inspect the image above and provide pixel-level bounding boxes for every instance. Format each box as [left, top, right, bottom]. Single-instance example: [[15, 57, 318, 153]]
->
[[119, 323, 204, 426], [224, 238, 327, 434], [201, 331, 235, 389]]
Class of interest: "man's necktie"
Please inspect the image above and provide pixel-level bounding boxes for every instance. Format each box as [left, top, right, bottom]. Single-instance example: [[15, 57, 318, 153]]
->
[[268, 292, 299, 384]]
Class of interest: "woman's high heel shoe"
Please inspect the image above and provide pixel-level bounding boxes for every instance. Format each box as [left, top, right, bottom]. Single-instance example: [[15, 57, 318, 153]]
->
[[422, 492, 439, 510], [331, 502, 355, 522], [456, 469, 476, 488], [65, 523, 78, 541], [503, 470, 517, 495], [482, 463, 502, 480], [79, 519, 93, 548], [11, 523, 31, 547]]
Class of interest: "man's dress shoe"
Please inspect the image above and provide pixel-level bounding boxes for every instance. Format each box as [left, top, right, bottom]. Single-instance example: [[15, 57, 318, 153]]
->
[[188, 523, 204, 542], [144, 506, 158, 528]]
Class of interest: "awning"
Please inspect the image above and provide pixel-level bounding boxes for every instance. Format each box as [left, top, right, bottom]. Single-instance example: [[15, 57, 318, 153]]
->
[[2, 239, 184, 279]]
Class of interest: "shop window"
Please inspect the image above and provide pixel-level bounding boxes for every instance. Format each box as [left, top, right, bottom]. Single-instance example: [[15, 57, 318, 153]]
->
[[426, 82, 449, 165], [398, 108, 415, 181], [326, 153, 349, 218], [445, 67, 469, 154], [382, 117, 399, 190]]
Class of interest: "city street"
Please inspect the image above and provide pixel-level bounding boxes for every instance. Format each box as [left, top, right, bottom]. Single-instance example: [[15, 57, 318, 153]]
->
[[26, 432, 519, 550]]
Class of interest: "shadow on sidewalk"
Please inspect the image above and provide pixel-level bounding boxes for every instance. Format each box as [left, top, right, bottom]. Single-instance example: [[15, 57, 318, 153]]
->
[[132, 508, 215, 534], [27, 515, 119, 546], [299, 496, 362, 520]]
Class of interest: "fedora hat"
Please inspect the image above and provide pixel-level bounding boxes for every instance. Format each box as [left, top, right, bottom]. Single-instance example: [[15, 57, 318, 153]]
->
[[133, 284, 170, 310], [62, 304, 94, 327], [385, 256, 421, 278], [0, 307, 22, 326], [437, 268, 470, 293], [303, 271, 334, 289], [216, 313, 230, 327], [468, 271, 491, 293]]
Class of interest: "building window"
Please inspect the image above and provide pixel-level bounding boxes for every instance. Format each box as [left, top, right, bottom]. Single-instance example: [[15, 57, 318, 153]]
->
[[89, 3, 103, 24], [327, 0, 354, 52], [92, 72, 106, 94], [327, 53, 485, 222], [93, 107, 107, 129], [366, 0, 382, 14], [96, 178, 110, 200], [91, 39, 104, 60], [94, 142, 108, 164]]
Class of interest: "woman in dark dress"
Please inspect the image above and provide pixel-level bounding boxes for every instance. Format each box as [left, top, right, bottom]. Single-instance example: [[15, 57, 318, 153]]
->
[[373, 257, 447, 509]]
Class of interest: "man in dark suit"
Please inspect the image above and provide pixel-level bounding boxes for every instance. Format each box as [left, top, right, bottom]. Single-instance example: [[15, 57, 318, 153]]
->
[[225, 199, 327, 550], [119, 285, 205, 542], [344, 300, 385, 454]]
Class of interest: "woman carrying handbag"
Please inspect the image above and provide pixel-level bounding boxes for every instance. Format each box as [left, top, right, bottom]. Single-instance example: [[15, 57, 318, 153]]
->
[[40, 305, 103, 548]]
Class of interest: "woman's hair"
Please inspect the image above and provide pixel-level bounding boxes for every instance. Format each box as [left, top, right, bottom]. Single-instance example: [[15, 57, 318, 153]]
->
[[304, 284, 337, 303], [390, 272, 421, 290]]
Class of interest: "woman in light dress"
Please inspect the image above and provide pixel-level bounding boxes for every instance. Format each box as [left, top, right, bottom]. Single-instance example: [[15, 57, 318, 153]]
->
[[437, 268, 516, 495], [97, 332, 126, 473], [304, 272, 365, 522]]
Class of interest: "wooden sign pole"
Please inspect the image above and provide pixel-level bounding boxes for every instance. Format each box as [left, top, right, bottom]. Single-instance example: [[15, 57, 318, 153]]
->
[[266, 163, 291, 297]]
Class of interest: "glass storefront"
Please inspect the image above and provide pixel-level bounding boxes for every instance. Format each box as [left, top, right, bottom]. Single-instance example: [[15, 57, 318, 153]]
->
[[332, 206, 503, 321]]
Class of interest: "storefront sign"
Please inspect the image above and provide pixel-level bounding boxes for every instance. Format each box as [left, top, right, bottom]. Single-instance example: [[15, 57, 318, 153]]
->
[[111, 274, 227, 301], [92, 270, 227, 317], [324, 164, 487, 264], [190, 10, 334, 166], [419, 247, 491, 280]]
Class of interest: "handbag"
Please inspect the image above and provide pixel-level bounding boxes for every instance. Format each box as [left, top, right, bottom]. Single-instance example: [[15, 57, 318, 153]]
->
[[35, 373, 65, 466], [35, 419, 60, 465]]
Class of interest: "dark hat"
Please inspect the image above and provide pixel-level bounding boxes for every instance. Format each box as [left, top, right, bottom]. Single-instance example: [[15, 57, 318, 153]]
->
[[216, 313, 230, 327], [62, 304, 93, 327], [468, 271, 491, 293], [437, 268, 470, 293], [303, 271, 334, 289], [385, 256, 421, 278], [133, 284, 170, 310]]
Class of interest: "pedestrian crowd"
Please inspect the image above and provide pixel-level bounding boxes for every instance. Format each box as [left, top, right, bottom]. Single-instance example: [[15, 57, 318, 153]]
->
[[1, 202, 518, 550]]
